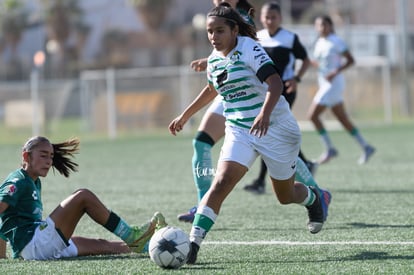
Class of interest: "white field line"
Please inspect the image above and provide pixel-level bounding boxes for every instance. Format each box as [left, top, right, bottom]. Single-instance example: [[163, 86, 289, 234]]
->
[[204, 240, 414, 246]]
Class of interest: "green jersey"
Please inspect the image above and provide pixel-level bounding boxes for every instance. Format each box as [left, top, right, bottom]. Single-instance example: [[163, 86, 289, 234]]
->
[[0, 169, 43, 258]]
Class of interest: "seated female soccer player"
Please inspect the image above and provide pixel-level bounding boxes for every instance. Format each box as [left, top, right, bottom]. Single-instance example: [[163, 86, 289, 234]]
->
[[0, 136, 167, 260]]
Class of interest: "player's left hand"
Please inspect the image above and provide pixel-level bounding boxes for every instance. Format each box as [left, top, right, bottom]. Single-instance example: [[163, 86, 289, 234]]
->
[[249, 113, 269, 137], [285, 79, 297, 94], [325, 70, 338, 82]]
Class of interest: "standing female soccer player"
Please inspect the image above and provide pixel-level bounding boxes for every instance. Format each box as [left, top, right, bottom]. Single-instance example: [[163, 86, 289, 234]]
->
[[0, 136, 166, 260], [169, 4, 324, 264], [179, 1, 325, 224], [177, 0, 256, 223], [309, 15, 375, 164]]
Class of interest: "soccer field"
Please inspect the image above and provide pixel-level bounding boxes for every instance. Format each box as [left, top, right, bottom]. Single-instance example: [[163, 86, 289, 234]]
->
[[0, 122, 413, 274]]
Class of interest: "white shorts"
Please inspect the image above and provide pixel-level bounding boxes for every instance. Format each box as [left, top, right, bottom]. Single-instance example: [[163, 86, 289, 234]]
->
[[206, 95, 224, 115], [20, 217, 78, 260], [313, 74, 345, 107], [219, 116, 301, 180]]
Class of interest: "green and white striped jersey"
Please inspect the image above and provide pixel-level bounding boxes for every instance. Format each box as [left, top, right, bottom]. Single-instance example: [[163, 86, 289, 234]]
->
[[207, 36, 290, 130]]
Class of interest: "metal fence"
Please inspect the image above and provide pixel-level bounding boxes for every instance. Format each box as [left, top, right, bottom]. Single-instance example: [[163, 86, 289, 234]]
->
[[0, 55, 395, 140]]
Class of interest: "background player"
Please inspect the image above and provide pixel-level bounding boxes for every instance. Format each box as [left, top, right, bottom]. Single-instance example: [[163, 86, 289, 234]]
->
[[309, 15, 375, 164]]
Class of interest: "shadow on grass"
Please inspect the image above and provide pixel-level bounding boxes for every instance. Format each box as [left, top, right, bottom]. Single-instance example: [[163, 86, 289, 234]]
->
[[333, 189, 414, 194], [209, 222, 414, 233], [347, 222, 414, 229], [339, 251, 414, 261], [180, 263, 224, 271], [61, 253, 149, 261], [185, 251, 414, 268], [212, 226, 304, 233]]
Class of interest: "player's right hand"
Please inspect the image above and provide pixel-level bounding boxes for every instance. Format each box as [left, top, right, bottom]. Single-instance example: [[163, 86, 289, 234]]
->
[[168, 115, 188, 136]]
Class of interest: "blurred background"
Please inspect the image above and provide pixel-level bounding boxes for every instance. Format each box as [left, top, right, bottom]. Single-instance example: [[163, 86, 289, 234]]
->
[[0, 0, 412, 140]]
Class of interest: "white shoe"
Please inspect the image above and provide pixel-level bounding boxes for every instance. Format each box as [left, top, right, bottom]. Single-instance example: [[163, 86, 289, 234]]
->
[[318, 148, 338, 164], [358, 145, 376, 164]]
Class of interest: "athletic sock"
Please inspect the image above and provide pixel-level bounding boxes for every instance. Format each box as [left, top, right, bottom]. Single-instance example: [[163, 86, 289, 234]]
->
[[318, 128, 334, 150], [190, 205, 217, 246], [104, 211, 132, 242], [192, 131, 215, 202], [295, 157, 322, 197], [300, 186, 316, 206], [349, 127, 368, 148]]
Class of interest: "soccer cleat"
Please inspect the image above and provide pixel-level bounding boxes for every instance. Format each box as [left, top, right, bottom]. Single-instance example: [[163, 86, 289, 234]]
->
[[155, 212, 168, 231], [358, 145, 376, 165], [306, 161, 319, 176], [186, 242, 200, 265], [177, 206, 197, 223], [318, 148, 338, 164], [306, 187, 324, 234], [127, 212, 166, 253], [319, 189, 332, 222], [243, 179, 265, 194]]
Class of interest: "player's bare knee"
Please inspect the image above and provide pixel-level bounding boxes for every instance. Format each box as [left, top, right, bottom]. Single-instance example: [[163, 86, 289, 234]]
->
[[72, 188, 95, 203]]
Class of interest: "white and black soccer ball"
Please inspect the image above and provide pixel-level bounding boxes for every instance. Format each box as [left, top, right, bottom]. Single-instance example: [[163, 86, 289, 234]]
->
[[149, 226, 191, 269]]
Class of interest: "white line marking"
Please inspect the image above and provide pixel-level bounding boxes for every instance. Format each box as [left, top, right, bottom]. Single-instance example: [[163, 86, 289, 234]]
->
[[204, 240, 414, 246]]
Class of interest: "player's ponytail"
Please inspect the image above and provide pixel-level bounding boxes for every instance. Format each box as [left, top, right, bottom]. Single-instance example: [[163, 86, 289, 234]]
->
[[22, 136, 80, 177], [52, 138, 80, 177]]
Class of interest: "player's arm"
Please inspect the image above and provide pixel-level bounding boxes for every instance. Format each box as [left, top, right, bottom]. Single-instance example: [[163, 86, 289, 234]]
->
[[0, 239, 6, 259], [285, 35, 311, 92], [0, 201, 9, 214], [295, 57, 310, 82], [292, 34, 311, 82], [169, 84, 217, 135], [285, 56, 310, 94], [338, 50, 355, 72], [0, 201, 9, 259], [251, 71, 283, 137], [190, 58, 208, 72], [326, 50, 354, 82]]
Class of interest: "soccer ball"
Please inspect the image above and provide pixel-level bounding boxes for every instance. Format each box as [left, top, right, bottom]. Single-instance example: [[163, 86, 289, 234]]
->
[[149, 226, 191, 269]]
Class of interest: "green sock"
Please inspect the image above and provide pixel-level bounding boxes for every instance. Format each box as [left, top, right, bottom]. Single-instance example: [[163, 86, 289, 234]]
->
[[190, 205, 217, 246], [350, 127, 368, 148], [104, 211, 132, 242], [295, 157, 322, 197], [301, 186, 316, 206], [318, 128, 334, 149], [192, 138, 214, 202]]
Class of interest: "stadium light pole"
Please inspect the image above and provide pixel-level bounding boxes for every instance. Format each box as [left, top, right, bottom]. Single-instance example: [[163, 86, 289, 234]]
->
[[106, 68, 117, 139], [30, 51, 45, 136], [396, 0, 412, 115]]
